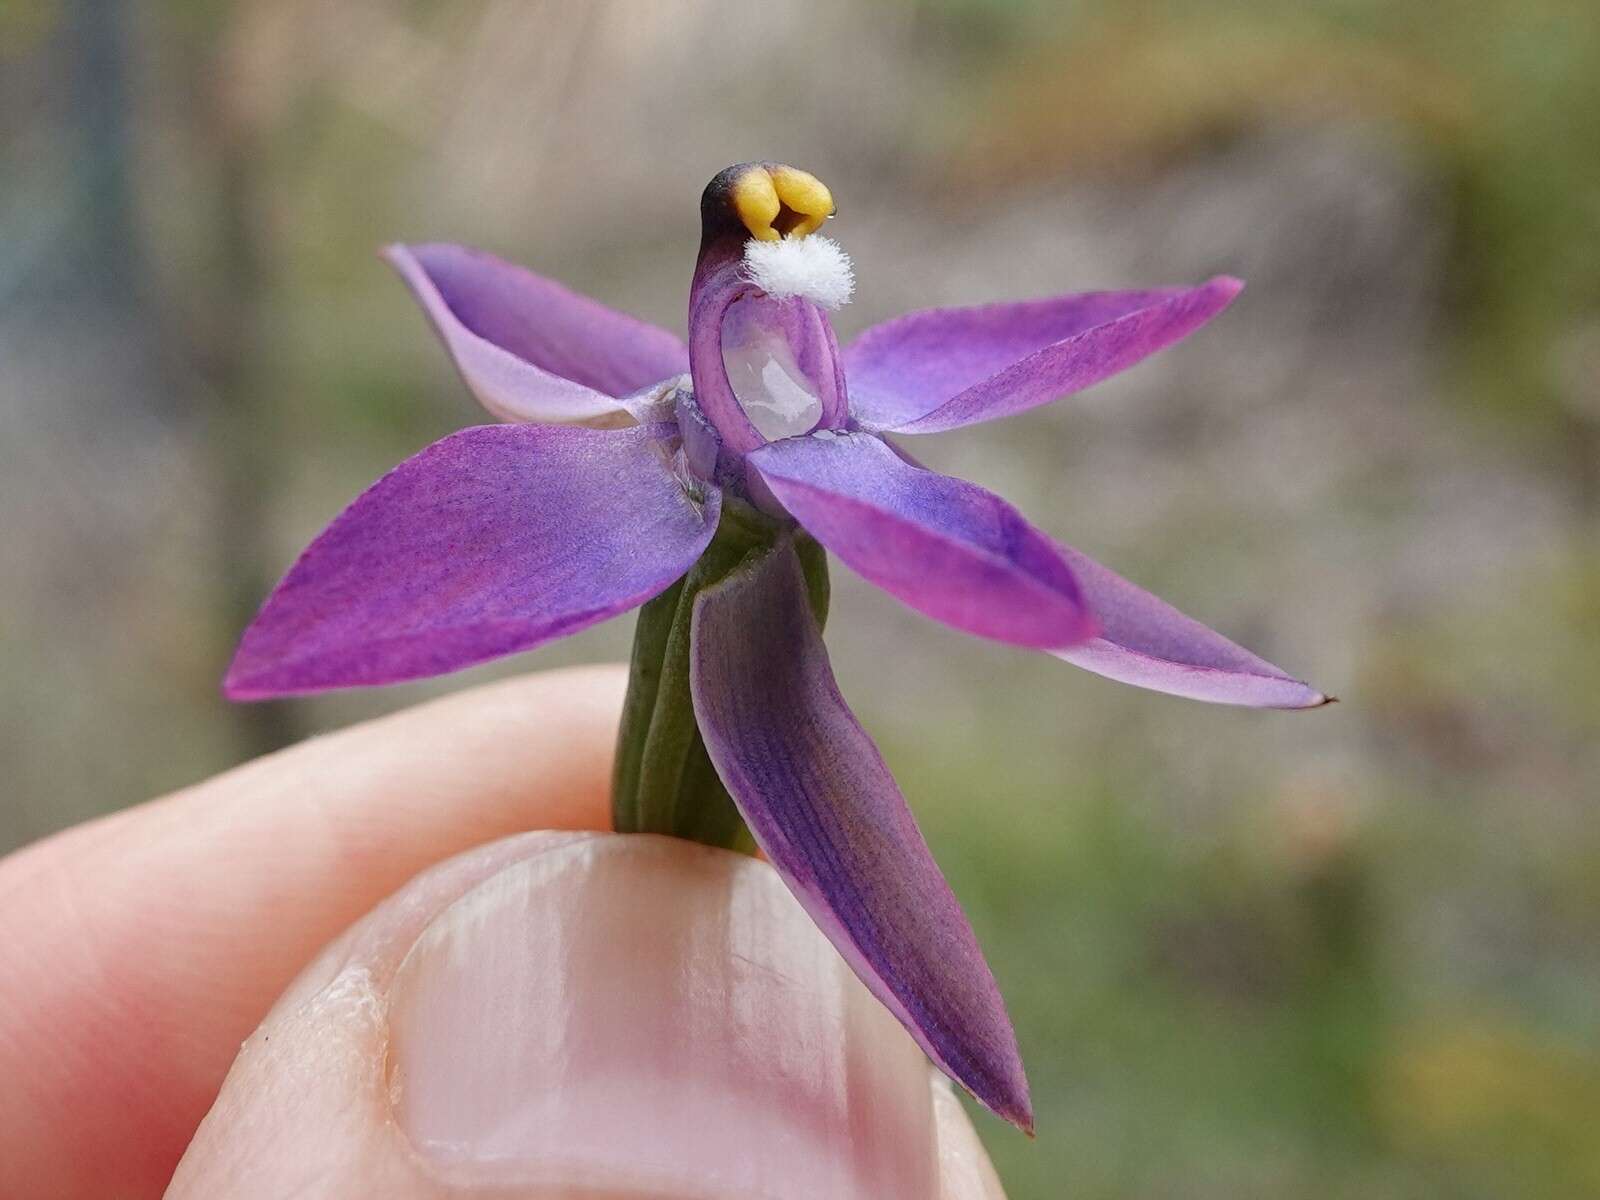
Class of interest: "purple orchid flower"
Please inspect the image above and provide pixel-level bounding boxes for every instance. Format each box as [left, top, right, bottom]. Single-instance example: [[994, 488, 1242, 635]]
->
[[225, 162, 1327, 1132]]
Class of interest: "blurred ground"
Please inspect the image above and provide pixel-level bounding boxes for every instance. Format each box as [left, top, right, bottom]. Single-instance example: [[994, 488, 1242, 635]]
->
[[3, 1, 1598, 1196]]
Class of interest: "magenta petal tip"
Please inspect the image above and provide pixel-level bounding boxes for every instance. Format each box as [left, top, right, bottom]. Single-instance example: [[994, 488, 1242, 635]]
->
[[1046, 539, 1327, 709]]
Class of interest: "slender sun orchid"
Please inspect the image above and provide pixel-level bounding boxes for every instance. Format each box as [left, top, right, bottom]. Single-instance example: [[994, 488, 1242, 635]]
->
[[225, 162, 1328, 1132]]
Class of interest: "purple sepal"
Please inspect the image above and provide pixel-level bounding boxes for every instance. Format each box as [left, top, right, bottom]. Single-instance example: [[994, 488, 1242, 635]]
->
[[689, 539, 1033, 1130], [225, 423, 718, 698], [385, 243, 689, 423], [846, 278, 1243, 433], [748, 432, 1095, 648], [1051, 543, 1329, 708]]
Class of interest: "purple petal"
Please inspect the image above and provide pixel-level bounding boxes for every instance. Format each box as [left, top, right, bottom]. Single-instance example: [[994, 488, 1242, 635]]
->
[[225, 423, 717, 698], [385, 243, 689, 423], [690, 540, 1032, 1129], [1051, 544, 1329, 708], [846, 278, 1243, 434], [748, 432, 1095, 648]]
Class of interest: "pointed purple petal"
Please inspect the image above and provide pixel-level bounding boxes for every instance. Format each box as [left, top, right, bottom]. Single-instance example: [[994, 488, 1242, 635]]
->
[[846, 278, 1242, 434], [225, 423, 717, 698], [748, 432, 1095, 648], [385, 243, 689, 423], [1051, 543, 1328, 708], [690, 540, 1032, 1129]]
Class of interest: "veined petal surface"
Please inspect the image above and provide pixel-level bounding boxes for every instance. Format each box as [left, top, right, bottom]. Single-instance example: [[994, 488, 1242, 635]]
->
[[226, 423, 717, 698], [386, 243, 690, 423], [748, 432, 1094, 648], [1051, 544, 1328, 708], [689, 540, 1031, 1129], [846, 278, 1242, 433]]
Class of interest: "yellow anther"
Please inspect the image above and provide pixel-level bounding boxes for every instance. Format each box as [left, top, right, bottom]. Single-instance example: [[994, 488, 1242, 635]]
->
[[731, 164, 835, 242], [731, 168, 783, 242], [768, 166, 834, 238]]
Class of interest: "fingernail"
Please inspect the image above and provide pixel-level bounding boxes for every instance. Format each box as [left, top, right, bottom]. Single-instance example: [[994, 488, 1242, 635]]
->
[[387, 833, 939, 1197]]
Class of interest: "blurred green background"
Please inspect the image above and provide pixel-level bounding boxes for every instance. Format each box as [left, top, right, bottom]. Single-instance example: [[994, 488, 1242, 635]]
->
[[3, 1, 1598, 1195]]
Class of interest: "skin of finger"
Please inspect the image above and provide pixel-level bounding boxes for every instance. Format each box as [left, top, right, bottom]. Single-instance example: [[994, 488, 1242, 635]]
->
[[934, 1079, 1010, 1200], [167, 832, 605, 1199], [167, 831, 1006, 1199], [0, 666, 626, 1200]]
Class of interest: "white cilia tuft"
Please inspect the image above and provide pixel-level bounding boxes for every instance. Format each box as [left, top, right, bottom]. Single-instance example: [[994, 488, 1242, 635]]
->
[[742, 235, 855, 310]]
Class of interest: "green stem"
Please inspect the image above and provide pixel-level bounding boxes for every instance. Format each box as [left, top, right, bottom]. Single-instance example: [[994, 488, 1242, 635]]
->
[[611, 499, 828, 849]]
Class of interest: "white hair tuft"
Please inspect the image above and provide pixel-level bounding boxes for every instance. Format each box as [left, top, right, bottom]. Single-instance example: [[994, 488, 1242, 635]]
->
[[741, 236, 854, 310]]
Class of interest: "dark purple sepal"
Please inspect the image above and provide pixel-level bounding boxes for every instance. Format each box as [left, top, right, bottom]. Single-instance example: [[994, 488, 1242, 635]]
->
[[689, 539, 1032, 1129], [225, 423, 718, 698]]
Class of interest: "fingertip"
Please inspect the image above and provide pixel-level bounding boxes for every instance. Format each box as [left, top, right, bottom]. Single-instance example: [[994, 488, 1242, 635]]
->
[[173, 832, 952, 1198], [0, 666, 630, 1198]]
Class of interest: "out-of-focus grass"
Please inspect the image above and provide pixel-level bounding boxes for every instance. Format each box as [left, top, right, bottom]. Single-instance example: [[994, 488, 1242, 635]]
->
[[897, 739, 1600, 1198], [946, 0, 1600, 438]]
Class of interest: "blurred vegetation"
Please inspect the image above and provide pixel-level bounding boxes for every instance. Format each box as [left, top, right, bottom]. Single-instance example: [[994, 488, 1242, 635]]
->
[[3, 0, 1597, 1195], [948, 0, 1600, 513]]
